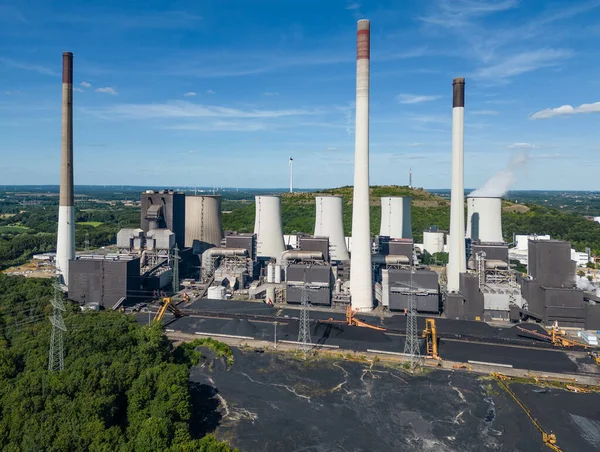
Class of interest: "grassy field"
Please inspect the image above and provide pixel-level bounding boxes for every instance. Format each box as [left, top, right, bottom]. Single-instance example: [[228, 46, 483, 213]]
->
[[0, 225, 31, 233], [76, 221, 104, 227]]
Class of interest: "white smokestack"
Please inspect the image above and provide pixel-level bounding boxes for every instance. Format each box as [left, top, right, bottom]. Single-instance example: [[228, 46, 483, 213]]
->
[[254, 195, 285, 259], [447, 77, 466, 293], [379, 197, 412, 239], [350, 19, 373, 311], [56, 52, 75, 287], [185, 195, 224, 253], [314, 196, 349, 261], [289, 157, 293, 193], [466, 196, 504, 243]]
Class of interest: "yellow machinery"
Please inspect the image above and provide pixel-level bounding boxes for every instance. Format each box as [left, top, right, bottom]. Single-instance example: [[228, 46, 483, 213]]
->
[[344, 306, 386, 331], [422, 318, 440, 360], [154, 297, 185, 322], [493, 373, 561, 451], [550, 322, 587, 349], [590, 351, 600, 365]]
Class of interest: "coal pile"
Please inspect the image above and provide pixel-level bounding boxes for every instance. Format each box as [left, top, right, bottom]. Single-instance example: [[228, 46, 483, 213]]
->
[[190, 349, 558, 451], [497, 323, 551, 343], [220, 318, 258, 337]]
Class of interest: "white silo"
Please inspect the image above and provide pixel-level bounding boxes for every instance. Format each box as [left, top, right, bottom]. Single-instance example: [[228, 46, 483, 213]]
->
[[254, 195, 285, 259], [466, 196, 503, 243], [379, 197, 412, 239], [185, 195, 224, 253], [423, 230, 445, 255], [314, 196, 350, 261]]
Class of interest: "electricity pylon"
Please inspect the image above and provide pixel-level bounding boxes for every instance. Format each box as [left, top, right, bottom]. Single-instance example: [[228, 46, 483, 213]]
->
[[298, 265, 314, 356], [172, 245, 180, 294], [48, 279, 66, 372], [403, 266, 421, 368]]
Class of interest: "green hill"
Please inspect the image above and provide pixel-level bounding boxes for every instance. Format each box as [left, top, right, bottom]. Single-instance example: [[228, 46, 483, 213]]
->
[[222, 185, 600, 254]]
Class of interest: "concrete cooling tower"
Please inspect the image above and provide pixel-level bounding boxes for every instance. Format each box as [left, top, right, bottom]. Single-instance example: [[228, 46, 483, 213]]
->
[[254, 195, 285, 259], [466, 196, 503, 243], [185, 195, 224, 254], [379, 197, 412, 239], [423, 230, 445, 255], [314, 196, 349, 261]]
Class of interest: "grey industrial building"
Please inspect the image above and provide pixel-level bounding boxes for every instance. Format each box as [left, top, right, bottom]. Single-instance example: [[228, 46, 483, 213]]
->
[[286, 264, 332, 306], [140, 190, 186, 249], [68, 255, 144, 308], [445, 273, 484, 320], [385, 268, 440, 313]]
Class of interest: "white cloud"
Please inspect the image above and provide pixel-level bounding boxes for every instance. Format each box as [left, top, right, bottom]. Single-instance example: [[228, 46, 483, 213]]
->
[[345, 2, 361, 10], [397, 94, 440, 104], [170, 121, 267, 132], [530, 101, 600, 119], [472, 109, 499, 115], [473, 49, 571, 81], [183, 91, 196, 96], [408, 142, 422, 147], [206, 89, 215, 94], [0, 57, 58, 76], [81, 81, 92, 88], [95, 87, 118, 95], [73, 87, 84, 92], [263, 92, 279, 96], [508, 142, 535, 149], [326, 146, 343, 151], [92, 101, 316, 120]]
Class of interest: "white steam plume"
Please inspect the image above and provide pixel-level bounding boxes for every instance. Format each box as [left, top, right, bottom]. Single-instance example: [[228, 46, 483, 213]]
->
[[470, 152, 528, 197]]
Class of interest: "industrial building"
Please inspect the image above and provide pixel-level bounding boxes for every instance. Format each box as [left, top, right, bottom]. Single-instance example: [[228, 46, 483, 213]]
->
[[140, 190, 186, 249]]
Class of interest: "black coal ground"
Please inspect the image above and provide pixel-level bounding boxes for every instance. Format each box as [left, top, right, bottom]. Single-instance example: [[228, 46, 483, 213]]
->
[[191, 348, 553, 452]]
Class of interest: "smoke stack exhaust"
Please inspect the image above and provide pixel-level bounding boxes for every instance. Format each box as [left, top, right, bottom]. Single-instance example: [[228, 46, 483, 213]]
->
[[56, 52, 75, 287], [350, 19, 373, 311], [447, 77, 466, 292]]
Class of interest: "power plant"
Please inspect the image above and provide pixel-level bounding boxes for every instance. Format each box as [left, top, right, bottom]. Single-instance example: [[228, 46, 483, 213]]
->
[[56, 19, 600, 338]]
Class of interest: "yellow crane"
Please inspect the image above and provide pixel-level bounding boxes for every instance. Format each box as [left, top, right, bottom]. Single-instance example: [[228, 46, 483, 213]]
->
[[422, 318, 440, 360], [154, 297, 185, 322], [493, 373, 561, 451]]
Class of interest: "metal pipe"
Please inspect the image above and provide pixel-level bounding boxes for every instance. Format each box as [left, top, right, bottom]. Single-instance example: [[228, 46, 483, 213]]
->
[[372, 254, 410, 265], [447, 77, 466, 292], [56, 51, 75, 287], [350, 19, 373, 311], [277, 250, 323, 265], [201, 247, 248, 274]]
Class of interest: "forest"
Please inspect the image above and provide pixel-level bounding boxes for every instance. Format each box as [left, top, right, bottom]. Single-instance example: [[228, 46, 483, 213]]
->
[[0, 275, 237, 451]]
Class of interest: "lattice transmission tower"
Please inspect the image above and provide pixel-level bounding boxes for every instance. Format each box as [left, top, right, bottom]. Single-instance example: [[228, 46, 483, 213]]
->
[[298, 265, 314, 356], [48, 279, 66, 372], [403, 266, 421, 368]]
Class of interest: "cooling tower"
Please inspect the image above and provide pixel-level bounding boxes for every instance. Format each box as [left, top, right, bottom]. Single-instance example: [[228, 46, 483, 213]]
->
[[56, 52, 75, 287], [350, 19, 373, 311], [254, 195, 285, 259], [379, 197, 412, 239], [423, 231, 445, 255], [314, 196, 349, 261], [466, 197, 503, 243], [447, 78, 466, 293], [185, 195, 224, 253]]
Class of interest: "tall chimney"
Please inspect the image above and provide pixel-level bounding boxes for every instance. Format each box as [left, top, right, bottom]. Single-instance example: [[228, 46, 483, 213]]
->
[[350, 19, 373, 311], [447, 77, 466, 292], [56, 52, 75, 287]]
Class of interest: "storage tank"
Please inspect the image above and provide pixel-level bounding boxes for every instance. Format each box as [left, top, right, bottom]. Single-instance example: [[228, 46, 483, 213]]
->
[[254, 196, 285, 259], [185, 195, 224, 254], [274, 264, 282, 283], [423, 231, 445, 255], [379, 197, 412, 239], [466, 196, 503, 243], [266, 263, 274, 283], [314, 196, 350, 261]]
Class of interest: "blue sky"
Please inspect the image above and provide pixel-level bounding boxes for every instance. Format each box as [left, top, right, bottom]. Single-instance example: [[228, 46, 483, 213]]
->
[[1, 0, 600, 190]]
